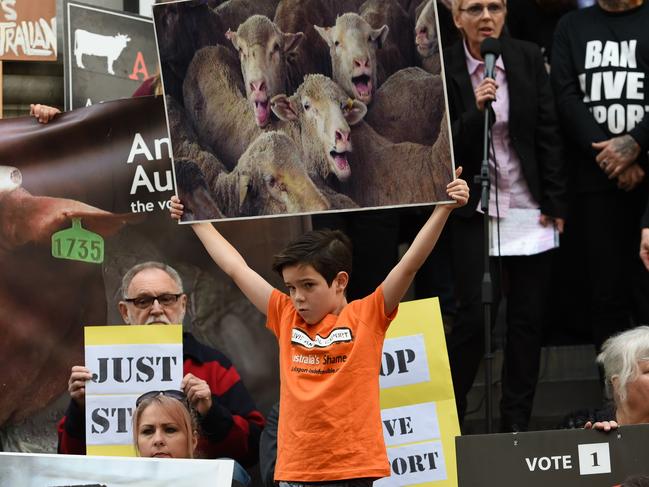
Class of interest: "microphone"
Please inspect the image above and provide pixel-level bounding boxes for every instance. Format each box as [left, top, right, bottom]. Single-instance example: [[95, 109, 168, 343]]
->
[[480, 38, 501, 79]]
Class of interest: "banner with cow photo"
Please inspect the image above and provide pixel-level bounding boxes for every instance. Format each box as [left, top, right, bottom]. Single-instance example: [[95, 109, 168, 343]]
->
[[0, 95, 298, 454], [63, 1, 159, 109], [152, 0, 455, 222]]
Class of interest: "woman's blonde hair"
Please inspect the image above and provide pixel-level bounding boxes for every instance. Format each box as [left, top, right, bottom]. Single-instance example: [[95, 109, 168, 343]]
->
[[132, 394, 198, 458]]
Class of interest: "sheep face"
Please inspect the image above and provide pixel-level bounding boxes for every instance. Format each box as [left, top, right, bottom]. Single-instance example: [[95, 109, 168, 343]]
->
[[239, 133, 330, 215], [226, 16, 304, 128], [271, 75, 367, 183], [415, 1, 438, 59], [315, 13, 388, 105]]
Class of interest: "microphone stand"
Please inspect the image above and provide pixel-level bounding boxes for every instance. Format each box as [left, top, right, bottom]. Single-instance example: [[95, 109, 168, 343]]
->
[[475, 99, 494, 433]]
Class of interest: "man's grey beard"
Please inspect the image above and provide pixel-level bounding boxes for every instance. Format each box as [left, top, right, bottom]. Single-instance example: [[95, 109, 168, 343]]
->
[[141, 313, 184, 325]]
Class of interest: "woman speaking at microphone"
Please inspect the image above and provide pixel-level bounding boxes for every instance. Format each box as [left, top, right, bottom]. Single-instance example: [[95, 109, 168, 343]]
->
[[443, 0, 567, 432]]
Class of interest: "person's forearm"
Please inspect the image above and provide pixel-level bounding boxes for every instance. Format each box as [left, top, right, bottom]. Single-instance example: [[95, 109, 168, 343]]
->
[[381, 205, 451, 313], [401, 205, 451, 274], [192, 222, 273, 314]]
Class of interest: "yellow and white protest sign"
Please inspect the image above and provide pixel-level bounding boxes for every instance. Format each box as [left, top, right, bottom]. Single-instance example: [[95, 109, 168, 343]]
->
[[84, 324, 183, 456], [377, 298, 460, 487]]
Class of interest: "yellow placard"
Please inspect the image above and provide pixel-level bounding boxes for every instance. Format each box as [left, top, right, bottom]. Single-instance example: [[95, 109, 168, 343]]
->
[[87, 444, 137, 457], [84, 324, 184, 457], [380, 298, 460, 487], [85, 324, 183, 345]]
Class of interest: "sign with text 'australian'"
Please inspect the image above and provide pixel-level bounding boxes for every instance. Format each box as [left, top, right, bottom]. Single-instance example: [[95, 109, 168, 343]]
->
[[0, 0, 56, 61]]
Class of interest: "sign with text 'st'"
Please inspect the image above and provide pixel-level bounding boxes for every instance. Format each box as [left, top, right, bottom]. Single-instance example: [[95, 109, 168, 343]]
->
[[63, 1, 159, 110], [0, 0, 57, 61], [84, 324, 183, 456]]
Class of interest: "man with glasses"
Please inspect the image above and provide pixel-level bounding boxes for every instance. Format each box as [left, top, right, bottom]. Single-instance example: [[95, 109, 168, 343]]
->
[[56, 261, 265, 468]]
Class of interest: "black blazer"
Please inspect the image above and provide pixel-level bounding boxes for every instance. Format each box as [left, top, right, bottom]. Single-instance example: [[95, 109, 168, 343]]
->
[[443, 37, 567, 219]]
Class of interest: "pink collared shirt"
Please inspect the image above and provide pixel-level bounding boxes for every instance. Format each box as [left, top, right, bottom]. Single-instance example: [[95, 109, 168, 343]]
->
[[464, 41, 539, 218]]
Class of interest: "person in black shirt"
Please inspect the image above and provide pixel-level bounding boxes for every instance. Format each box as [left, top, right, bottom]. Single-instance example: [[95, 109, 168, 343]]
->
[[551, 0, 649, 350]]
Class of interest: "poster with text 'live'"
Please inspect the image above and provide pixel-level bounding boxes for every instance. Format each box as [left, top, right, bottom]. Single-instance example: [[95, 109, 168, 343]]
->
[[84, 324, 183, 456], [377, 298, 460, 487]]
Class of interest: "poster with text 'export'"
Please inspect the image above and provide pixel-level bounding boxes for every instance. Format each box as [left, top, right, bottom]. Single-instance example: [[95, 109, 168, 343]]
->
[[378, 298, 460, 487], [84, 324, 183, 456]]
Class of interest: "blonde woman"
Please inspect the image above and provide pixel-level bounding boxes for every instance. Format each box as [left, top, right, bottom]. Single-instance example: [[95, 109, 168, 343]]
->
[[133, 390, 251, 485]]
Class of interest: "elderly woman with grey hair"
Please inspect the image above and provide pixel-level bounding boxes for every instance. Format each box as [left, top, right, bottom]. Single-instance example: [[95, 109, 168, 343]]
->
[[585, 326, 649, 431]]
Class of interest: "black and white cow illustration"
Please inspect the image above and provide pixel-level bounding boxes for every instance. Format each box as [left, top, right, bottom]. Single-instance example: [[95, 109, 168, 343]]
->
[[74, 30, 131, 75]]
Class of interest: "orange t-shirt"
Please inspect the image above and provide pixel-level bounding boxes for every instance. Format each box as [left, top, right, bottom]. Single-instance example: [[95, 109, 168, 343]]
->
[[266, 286, 398, 482]]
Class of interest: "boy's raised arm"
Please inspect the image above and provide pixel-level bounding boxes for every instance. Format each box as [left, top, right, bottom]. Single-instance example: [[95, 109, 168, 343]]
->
[[193, 223, 274, 314], [381, 168, 468, 315], [171, 198, 274, 315]]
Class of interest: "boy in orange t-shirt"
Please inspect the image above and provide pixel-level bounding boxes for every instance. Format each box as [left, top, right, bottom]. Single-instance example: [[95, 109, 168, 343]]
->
[[170, 168, 468, 485]]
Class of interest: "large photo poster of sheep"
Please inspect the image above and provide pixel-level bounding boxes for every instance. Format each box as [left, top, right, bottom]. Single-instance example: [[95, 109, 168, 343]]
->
[[0, 96, 293, 454], [64, 1, 159, 109], [152, 0, 454, 222]]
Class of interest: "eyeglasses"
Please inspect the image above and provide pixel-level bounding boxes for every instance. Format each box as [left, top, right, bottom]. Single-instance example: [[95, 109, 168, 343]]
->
[[123, 293, 182, 309], [459, 3, 505, 16], [136, 389, 188, 408]]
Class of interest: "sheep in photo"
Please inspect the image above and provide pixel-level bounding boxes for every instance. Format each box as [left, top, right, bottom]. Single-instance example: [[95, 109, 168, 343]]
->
[[270, 74, 368, 185], [183, 45, 264, 170], [212, 131, 332, 216], [273, 0, 367, 89], [183, 46, 367, 198], [414, 0, 441, 74], [166, 95, 228, 185], [359, 0, 415, 76], [153, 1, 226, 103], [314, 13, 388, 106], [225, 15, 305, 127], [271, 74, 452, 207], [365, 67, 445, 145], [175, 158, 226, 221], [343, 111, 453, 206], [214, 0, 282, 33]]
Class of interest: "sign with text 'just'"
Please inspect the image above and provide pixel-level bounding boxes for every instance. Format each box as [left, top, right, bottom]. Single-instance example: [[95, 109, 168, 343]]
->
[[84, 324, 183, 456], [377, 298, 460, 487]]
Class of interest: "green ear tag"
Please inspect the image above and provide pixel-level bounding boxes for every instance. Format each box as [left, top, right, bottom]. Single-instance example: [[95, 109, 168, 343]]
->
[[51, 218, 104, 264]]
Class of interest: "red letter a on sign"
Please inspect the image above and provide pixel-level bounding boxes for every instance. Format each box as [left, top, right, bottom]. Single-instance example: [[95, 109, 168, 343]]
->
[[129, 52, 150, 80]]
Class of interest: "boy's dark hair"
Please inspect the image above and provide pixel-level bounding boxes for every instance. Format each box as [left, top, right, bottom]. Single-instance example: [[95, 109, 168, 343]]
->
[[272, 229, 352, 285]]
